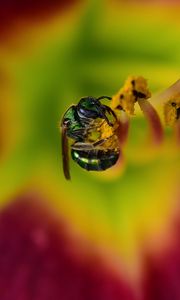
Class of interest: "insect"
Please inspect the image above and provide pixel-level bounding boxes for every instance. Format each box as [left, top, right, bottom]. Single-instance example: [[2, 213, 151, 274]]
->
[[71, 122, 120, 173], [60, 96, 120, 180]]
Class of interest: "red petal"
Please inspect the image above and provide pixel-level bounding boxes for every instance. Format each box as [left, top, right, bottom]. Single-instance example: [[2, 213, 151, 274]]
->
[[0, 0, 79, 39], [0, 193, 135, 300], [143, 217, 180, 300]]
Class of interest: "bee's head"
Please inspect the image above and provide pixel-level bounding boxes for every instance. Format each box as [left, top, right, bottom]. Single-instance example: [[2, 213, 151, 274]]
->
[[77, 96, 102, 119]]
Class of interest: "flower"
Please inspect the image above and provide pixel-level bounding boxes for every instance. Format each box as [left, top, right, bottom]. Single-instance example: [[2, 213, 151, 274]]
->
[[0, 0, 180, 299]]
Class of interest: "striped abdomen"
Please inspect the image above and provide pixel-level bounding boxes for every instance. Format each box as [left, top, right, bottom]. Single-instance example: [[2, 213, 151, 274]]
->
[[71, 149, 120, 171]]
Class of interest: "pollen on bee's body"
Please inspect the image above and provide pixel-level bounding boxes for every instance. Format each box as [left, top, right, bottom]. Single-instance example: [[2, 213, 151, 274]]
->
[[100, 123, 114, 139]]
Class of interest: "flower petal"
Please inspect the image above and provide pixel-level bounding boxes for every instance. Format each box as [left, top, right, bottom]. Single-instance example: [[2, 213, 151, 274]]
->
[[0, 192, 136, 300]]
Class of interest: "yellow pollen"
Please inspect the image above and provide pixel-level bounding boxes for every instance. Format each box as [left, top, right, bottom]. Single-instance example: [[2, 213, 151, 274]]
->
[[111, 76, 151, 116], [164, 94, 180, 126]]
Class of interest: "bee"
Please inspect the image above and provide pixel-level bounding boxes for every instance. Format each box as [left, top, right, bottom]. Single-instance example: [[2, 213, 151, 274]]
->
[[71, 119, 120, 174], [60, 96, 120, 180]]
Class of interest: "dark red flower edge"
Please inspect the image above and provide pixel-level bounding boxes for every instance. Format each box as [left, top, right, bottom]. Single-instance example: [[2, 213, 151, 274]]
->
[[0, 193, 135, 300], [0, 0, 79, 40], [143, 219, 180, 300], [1, 191, 180, 299]]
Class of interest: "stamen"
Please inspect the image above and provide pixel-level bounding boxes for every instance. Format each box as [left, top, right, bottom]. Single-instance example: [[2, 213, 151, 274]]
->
[[149, 79, 180, 106], [111, 76, 163, 146], [111, 76, 151, 116], [164, 95, 180, 126], [138, 99, 164, 146], [164, 94, 180, 146], [115, 111, 130, 146], [175, 119, 180, 146]]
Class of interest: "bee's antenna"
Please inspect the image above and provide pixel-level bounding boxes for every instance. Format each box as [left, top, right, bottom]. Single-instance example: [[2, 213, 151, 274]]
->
[[97, 96, 112, 101]]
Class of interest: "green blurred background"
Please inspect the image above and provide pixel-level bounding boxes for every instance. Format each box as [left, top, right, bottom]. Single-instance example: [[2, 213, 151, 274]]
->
[[0, 0, 180, 290]]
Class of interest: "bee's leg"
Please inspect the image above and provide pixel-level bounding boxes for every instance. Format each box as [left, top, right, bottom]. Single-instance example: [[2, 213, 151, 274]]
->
[[93, 138, 110, 147], [100, 105, 117, 126], [103, 105, 118, 120], [71, 137, 110, 151], [94, 132, 116, 146], [71, 129, 87, 141], [71, 142, 94, 150]]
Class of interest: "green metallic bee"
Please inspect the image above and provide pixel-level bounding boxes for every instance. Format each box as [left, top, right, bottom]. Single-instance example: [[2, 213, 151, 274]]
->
[[60, 96, 120, 180]]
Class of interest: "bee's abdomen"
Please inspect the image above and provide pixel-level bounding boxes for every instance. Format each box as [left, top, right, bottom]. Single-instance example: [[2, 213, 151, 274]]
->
[[71, 149, 120, 171]]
